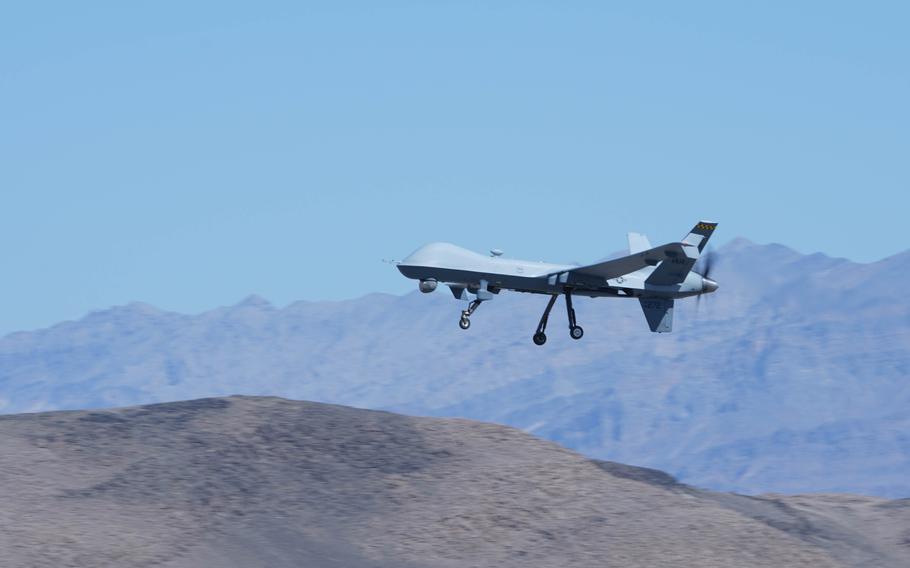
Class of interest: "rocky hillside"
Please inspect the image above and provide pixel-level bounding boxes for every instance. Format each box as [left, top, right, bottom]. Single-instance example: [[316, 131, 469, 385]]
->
[[1, 239, 908, 496], [1, 396, 908, 568]]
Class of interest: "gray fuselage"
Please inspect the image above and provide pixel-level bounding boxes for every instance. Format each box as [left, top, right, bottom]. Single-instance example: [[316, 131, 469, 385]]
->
[[397, 242, 707, 299]]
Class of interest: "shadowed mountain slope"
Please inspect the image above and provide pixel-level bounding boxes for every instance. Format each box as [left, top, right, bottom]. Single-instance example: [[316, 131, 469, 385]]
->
[[1, 396, 908, 568], [1, 239, 908, 496]]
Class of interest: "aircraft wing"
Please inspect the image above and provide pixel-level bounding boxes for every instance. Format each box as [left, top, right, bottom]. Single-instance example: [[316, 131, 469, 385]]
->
[[561, 242, 698, 281]]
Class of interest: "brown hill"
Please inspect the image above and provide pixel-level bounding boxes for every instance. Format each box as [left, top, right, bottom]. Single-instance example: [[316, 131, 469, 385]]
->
[[0, 396, 907, 567]]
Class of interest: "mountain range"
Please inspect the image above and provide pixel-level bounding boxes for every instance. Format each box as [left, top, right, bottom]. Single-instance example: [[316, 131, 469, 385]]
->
[[3, 396, 908, 568], [1, 238, 908, 496]]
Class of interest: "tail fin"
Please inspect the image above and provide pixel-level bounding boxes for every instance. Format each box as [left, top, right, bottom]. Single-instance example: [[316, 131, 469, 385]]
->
[[645, 221, 717, 285], [682, 221, 718, 253], [640, 298, 674, 333], [627, 232, 652, 254]]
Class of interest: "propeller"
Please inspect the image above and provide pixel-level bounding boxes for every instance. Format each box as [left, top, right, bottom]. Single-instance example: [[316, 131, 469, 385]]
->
[[701, 250, 716, 281], [696, 250, 718, 311]]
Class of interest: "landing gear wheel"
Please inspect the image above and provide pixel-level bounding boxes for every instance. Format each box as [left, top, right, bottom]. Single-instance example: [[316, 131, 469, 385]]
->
[[533, 332, 547, 346], [459, 317, 471, 330], [570, 326, 584, 340]]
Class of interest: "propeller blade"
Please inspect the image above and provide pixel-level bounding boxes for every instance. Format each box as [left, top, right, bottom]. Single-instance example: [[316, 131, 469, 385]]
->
[[701, 250, 716, 280], [695, 249, 717, 315]]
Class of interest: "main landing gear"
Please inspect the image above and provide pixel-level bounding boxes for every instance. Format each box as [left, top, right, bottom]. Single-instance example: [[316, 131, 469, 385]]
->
[[458, 299, 482, 330], [532, 290, 584, 346], [566, 291, 584, 341], [457, 290, 583, 345]]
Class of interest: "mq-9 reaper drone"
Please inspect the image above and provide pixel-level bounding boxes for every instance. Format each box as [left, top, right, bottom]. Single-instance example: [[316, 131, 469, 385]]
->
[[397, 221, 718, 345]]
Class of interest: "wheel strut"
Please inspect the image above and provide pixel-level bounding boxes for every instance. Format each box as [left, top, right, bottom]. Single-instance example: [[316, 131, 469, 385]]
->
[[458, 299, 483, 330], [565, 290, 584, 340], [532, 294, 559, 346]]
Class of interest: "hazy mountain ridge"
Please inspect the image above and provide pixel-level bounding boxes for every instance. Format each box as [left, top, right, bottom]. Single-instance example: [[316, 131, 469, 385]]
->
[[2, 396, 908, 568], [1, 238, 908, 496]]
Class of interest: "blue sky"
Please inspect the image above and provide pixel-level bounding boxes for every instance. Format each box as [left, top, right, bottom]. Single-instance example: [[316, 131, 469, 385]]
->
[[2, 1, 908, 334]]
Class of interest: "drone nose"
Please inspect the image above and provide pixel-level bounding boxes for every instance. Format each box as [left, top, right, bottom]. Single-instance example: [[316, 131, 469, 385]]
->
[[702, 277, 719, 294]]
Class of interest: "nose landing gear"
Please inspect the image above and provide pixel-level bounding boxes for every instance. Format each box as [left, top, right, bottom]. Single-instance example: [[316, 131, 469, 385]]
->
[[458, 299, 483, 330]]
